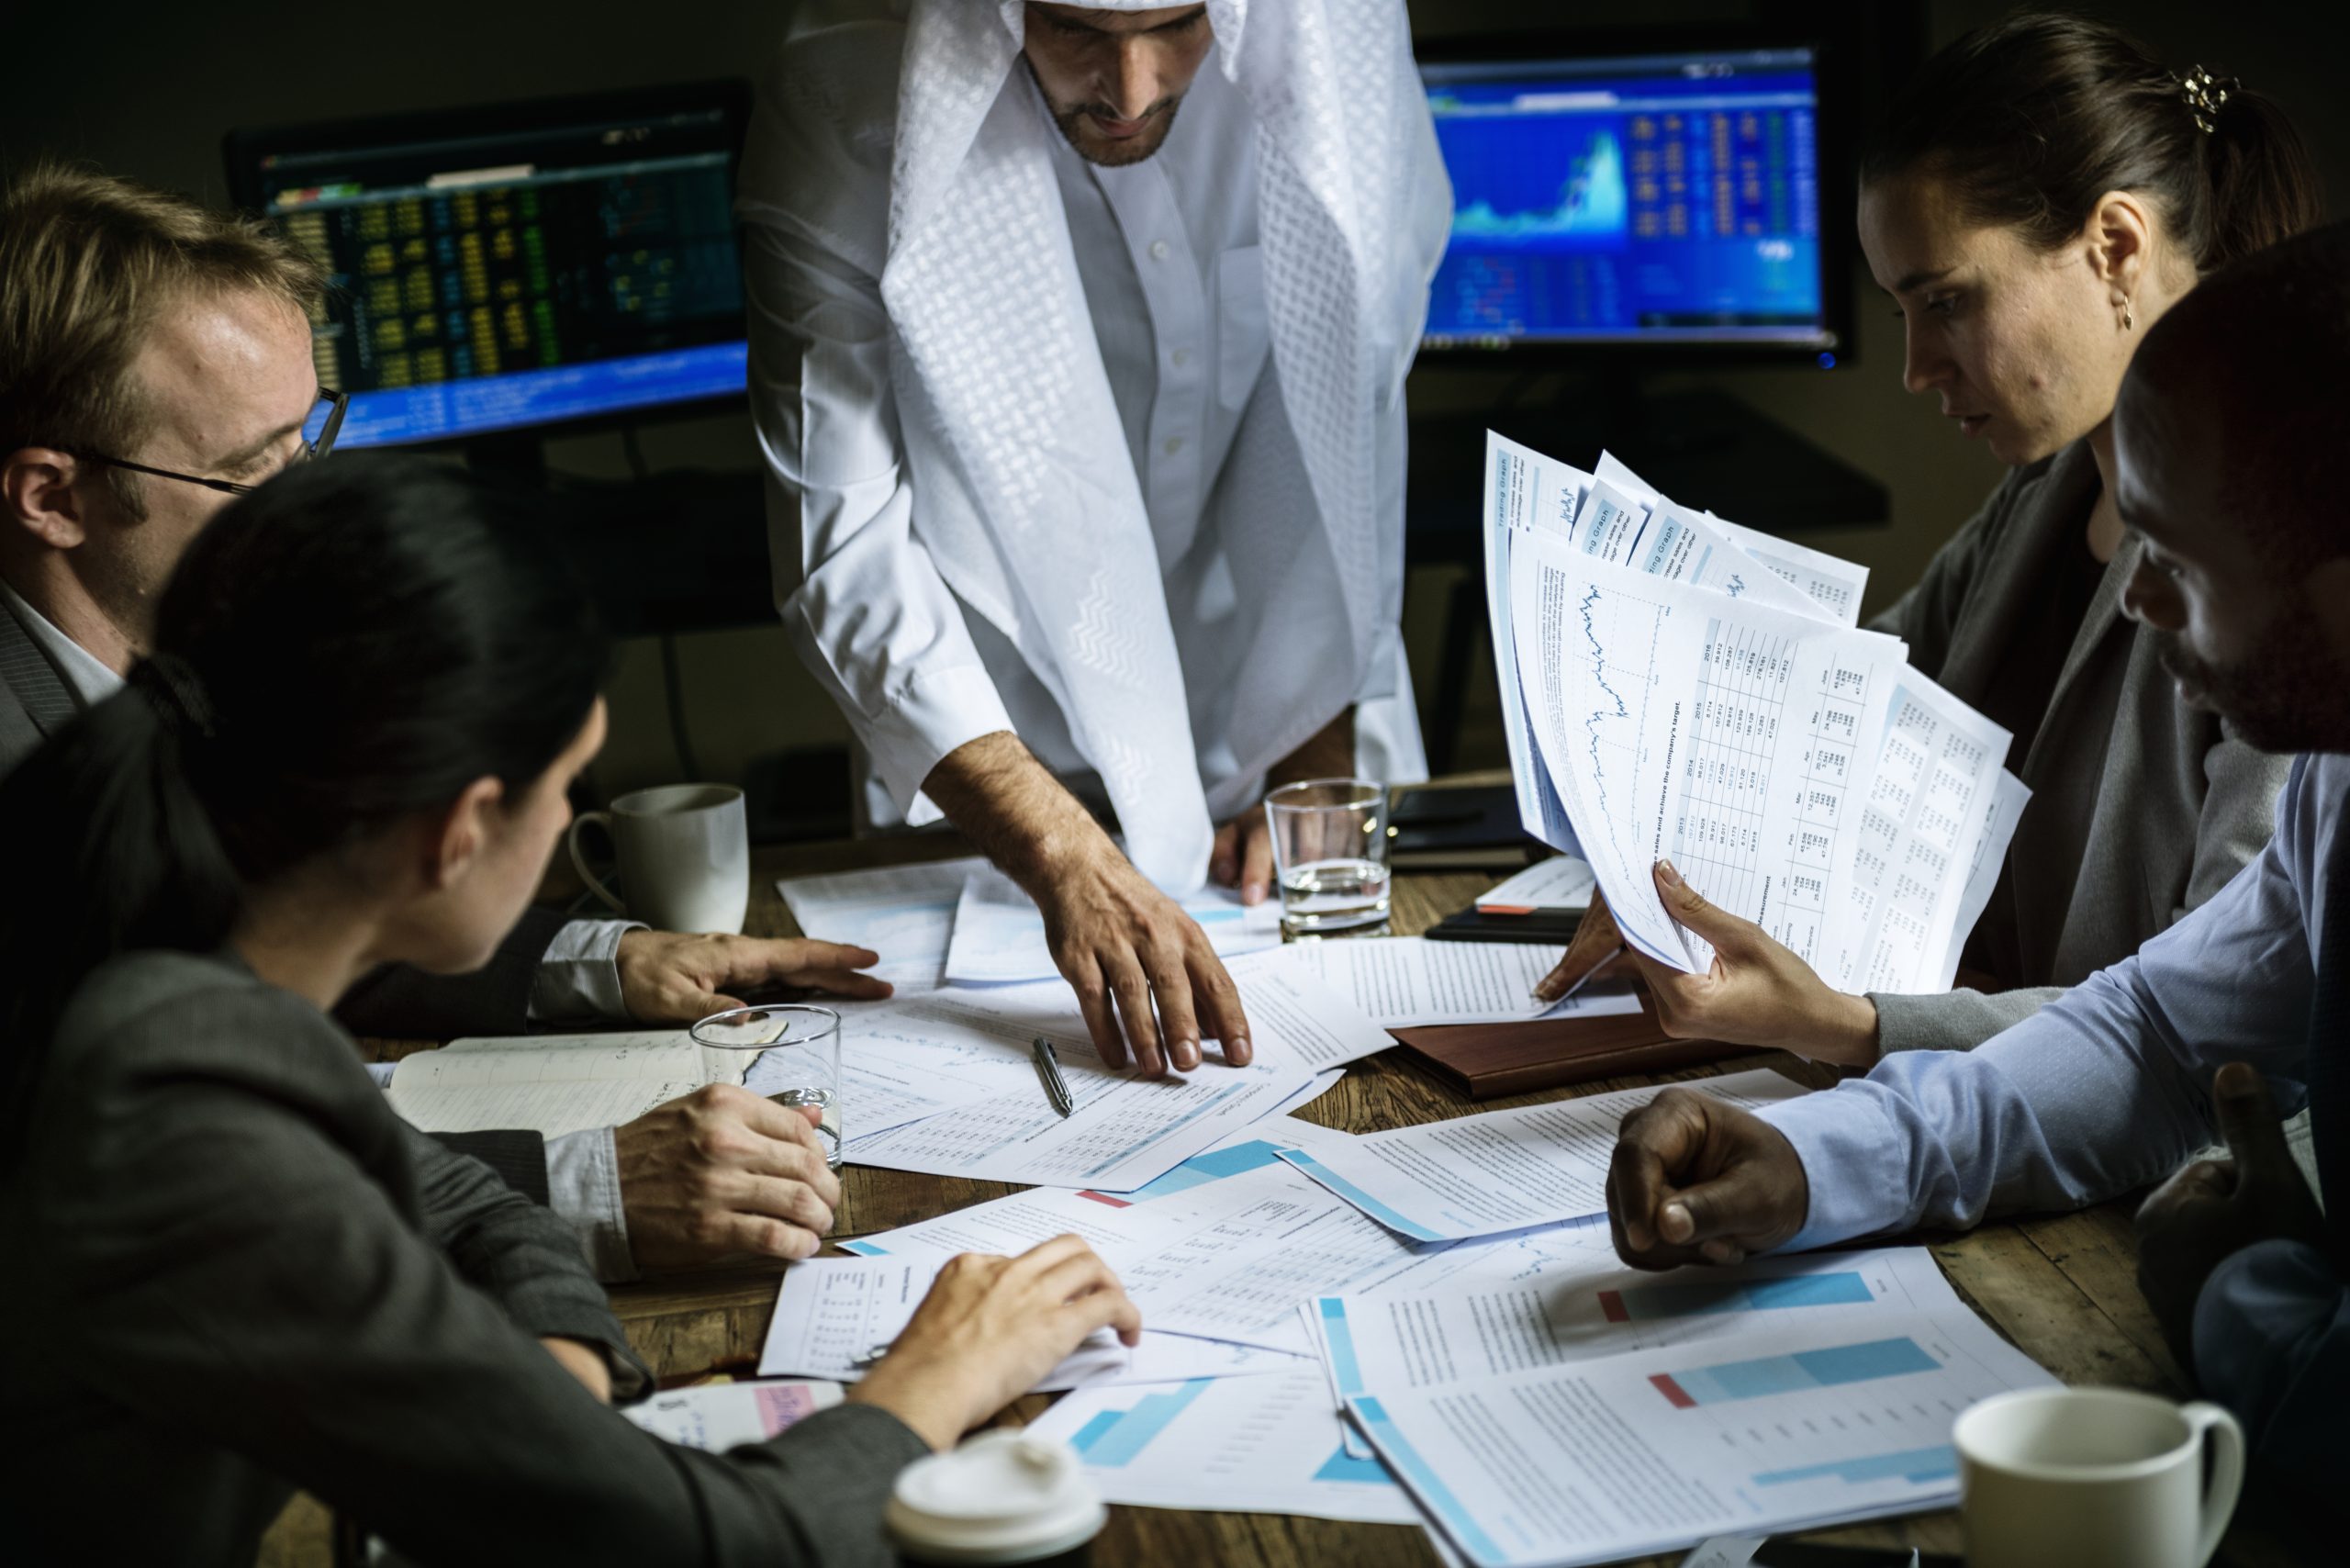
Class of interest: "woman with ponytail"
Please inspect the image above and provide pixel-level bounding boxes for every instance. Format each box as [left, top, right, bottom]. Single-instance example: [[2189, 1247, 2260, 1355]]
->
[[0, 455, 1139, 1565], [1541, 12, 2327, 1068]]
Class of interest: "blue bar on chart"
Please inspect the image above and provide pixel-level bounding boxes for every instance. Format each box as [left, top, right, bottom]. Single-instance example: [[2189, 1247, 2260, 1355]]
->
[[1754, 1444, 1959, 1488], [1650, 1335, 1939, 1408], [1598, 1270, 1874, 1323], [1067, 1379, 1214, 1466]]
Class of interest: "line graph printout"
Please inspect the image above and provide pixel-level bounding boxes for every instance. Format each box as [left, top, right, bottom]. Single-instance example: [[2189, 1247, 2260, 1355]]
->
[[1345, 1303, 2056, 1567], [1509, 528, 1904, 971]]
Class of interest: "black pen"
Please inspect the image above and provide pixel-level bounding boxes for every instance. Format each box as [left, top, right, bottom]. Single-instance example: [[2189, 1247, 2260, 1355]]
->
[[1030, 1036, 1074, 1117]]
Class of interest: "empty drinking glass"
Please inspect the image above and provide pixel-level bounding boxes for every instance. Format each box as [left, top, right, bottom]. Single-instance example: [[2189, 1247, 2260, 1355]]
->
[[689, 1003, 844, 1170], [1264, 778, 1391, 933]]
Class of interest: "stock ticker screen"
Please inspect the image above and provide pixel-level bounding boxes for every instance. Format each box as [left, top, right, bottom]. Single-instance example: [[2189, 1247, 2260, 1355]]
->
[[245, 100, 748, 446], [1421, 49, 1830, 349]]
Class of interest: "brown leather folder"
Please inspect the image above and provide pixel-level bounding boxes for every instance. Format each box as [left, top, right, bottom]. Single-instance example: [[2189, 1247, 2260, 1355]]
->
[[1389, 892, 1758, 1098]]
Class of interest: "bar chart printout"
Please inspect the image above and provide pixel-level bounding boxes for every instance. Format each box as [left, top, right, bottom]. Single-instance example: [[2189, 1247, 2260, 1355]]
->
[[1597, 1269, 1874, 1322], [1343, 1306, 2058, 1568], [1026, 1370, 1427, 1526]]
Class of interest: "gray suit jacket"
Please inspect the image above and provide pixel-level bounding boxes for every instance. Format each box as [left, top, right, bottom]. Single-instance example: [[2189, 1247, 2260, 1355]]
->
[[4, 950, 929, 1566], [0, 581, 77, 776], [1865, 442, 2290, 1051], [2, 601, 578, 1190]]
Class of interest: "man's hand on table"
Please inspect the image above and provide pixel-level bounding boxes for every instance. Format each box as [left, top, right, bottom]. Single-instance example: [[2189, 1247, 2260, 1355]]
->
[[923, 733, 1252, 1078], [2135, 1062, 2328, 1376], [1608, 1086, 1809, 1269], [615, 930, 892, 1022], [615, 1091, 842, 1269], [1208, 707, 1357, 906]]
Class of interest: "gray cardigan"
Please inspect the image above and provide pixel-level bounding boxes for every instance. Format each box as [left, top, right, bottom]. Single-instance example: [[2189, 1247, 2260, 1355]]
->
[[1865, 441, 2289, 1052], [3, 950, 929, 1566]]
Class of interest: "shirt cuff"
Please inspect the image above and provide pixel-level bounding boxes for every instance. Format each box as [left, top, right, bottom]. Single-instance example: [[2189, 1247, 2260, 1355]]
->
[[545, 1127, 638, 1283], [527, 919, 644, 1024], [861, 664, 1016, 828], [1756, 1087, 1914, 1252], [2192, 1236, 2338, 1426]]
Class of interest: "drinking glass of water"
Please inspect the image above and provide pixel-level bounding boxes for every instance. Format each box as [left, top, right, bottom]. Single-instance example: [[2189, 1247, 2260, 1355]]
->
[[1264, 778, 1392, 934], [689, 1003, 843, 1170]]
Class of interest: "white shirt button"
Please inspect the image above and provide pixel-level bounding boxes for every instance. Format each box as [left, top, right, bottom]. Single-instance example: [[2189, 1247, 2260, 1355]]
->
[[1163, 435, 1185, 456], [1170, 348, 1192, 368], [1148, 239, 1170, 261]]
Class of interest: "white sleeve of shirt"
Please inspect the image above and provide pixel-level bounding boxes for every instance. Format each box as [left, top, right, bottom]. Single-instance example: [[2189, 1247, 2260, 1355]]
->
[[528, 917, 640, 1281], [526, 918, 641, 1024], [744, 221, 1015, 822]]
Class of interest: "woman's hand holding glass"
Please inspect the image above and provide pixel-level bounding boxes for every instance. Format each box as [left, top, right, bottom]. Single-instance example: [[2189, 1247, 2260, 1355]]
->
[[845, 1237, 1141, 1450]]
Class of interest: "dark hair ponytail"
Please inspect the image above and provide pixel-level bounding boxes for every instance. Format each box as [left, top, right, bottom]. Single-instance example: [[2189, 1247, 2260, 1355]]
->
[[1863, 11, 2323, 273], [0, 454, 608, 1137]]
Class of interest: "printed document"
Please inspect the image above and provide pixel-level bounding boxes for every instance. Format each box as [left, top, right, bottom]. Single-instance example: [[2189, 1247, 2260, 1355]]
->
[[842, 985, 1317, 1192], [1511, 522, 1908, 973], [389, 1031, 727, 1138], [1593, 450, 1869, 629], [1818, 675, 2019, 992], [842, 1119, 1430, 1352], [1274, 1068, 1807, 1242], [777, 857, 990, 991], [1278, 935, 1642, 1029], [1476, 856, 1597, 913], [756, 1257, 1303, 1390], [1024, 1368, 1427, 1526], [1309, 1248, 1971, 1414], [622, 1380, 840, 1450], [946, 866, 1281, 983], [1492, 432, 2023, 991], [1348, 1301, 2056, 1565]]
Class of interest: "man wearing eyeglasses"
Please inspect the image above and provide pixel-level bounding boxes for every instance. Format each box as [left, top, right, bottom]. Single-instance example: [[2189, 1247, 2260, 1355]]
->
[[0, 162, 882, 1283]]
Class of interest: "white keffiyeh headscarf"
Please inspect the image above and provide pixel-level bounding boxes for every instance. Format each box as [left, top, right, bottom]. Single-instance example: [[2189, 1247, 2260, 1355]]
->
[[752, 0, 1450, 885]]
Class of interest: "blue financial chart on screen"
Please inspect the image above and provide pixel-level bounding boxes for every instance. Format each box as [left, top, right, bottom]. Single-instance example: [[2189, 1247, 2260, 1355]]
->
[[248, 100, 748, 446], [1422, 49, 1828, 347]]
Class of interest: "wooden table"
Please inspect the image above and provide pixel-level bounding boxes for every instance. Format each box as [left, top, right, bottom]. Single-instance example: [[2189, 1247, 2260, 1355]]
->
[[263, 815, 2301, 1566]]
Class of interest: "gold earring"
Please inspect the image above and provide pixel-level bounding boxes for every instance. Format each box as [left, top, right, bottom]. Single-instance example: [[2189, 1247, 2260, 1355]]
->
[[2121, 301, 2135, 332]]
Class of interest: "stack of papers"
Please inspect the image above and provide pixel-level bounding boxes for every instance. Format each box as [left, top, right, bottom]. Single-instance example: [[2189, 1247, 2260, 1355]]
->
[[1483, 433, 2028, 995]]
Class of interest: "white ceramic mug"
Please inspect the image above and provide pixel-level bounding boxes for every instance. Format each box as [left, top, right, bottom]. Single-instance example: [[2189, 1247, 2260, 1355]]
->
[[1955, 1386, 2244, 1568], [566, 783, 749, 935]]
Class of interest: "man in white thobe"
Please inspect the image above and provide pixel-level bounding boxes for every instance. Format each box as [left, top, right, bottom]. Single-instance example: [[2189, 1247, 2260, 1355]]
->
[[742, 1, 1450, 1073]]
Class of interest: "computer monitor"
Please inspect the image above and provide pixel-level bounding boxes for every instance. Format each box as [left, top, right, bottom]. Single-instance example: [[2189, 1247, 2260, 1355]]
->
[[226, 82, 753, 449], [1418, 43, 1847, 356]]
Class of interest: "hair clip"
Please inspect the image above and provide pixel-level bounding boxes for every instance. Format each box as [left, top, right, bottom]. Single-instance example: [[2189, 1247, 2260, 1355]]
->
[[2177, 65, 2235, 136]]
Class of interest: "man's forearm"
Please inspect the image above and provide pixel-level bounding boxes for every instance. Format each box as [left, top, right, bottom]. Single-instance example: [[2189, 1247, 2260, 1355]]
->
[[922, 731, 1114, 891], [1270, 707, 1356, 788]]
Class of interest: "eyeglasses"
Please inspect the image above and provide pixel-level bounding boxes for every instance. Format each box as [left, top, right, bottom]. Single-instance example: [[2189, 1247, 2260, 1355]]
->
[[67, 387, 349, 498]]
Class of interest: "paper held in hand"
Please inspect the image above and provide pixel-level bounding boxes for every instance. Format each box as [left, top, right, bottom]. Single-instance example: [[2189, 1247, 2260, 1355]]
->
[[1482, 430, 2029, 992]]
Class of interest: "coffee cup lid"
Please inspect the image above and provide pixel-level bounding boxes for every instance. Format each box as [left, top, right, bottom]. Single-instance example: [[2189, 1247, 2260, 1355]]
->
[[886, 1430, 1107, 1564]]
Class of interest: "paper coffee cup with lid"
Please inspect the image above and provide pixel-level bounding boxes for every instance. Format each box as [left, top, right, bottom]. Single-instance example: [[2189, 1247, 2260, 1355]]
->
[[887, 1429, 1107, 1564]]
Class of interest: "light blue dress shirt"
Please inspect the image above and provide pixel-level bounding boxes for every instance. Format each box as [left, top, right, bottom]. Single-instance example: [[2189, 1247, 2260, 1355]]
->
[[1762, 751, 2345, 1497]]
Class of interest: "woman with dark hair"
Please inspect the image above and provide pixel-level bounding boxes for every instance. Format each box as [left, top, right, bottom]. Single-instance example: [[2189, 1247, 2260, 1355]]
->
[[0, 455, 1138, 1565], [1539, 12, 2325, 1064]]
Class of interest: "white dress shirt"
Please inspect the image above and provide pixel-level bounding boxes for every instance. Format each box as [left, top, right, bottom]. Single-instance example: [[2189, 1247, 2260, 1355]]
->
[[748, 62, 1422, 838], [0, 579, 643, 1279]]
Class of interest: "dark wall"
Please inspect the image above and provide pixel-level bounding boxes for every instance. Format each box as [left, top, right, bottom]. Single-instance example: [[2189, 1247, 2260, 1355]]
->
[[4, 2, 2341, 793]]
